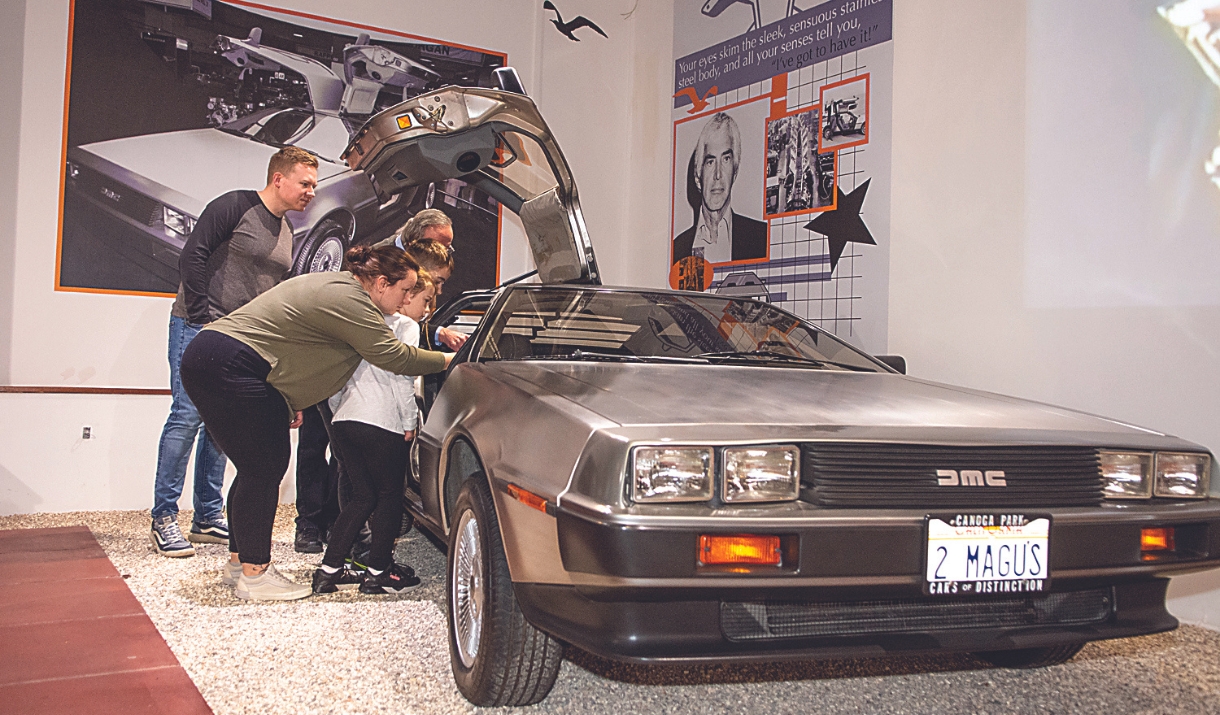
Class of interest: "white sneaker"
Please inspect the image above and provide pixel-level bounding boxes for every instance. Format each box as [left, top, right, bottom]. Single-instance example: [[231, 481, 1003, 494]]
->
[[222, 560, 242, 587], [234, 564, 311, 601]]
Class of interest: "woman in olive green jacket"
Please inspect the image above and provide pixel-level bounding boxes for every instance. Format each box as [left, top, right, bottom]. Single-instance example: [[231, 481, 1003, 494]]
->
[[181, 245, 452, 601]]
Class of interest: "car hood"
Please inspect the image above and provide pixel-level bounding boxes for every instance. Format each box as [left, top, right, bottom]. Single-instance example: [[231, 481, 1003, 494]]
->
[[482, 361, 1202, 450], [71, 128, 348, 216]]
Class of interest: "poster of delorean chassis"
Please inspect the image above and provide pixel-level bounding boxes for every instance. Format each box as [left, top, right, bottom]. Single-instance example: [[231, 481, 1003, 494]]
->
[[56, 0, 506, 305]]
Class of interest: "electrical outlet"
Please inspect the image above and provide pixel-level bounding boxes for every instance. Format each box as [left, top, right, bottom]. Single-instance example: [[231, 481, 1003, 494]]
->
[[82, 426, 92, 440]]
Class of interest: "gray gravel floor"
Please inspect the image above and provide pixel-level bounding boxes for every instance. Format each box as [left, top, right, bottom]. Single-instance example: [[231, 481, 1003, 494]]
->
[[3, 507, 1219, 715]]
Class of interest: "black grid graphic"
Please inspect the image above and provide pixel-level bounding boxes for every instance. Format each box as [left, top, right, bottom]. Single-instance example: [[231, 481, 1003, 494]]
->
[[708, 51, 870, 339]]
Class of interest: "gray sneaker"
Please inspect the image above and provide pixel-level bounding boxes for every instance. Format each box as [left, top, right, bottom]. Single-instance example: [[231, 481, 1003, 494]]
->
[[151, 515, 195, 558], [189, 514, 230, 544], [234, 564, 311, 601], [222, 560, 242, 587]]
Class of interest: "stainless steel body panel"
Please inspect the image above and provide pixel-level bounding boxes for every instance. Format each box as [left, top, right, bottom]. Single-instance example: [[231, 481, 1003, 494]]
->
[[417, 360, 616, 584]]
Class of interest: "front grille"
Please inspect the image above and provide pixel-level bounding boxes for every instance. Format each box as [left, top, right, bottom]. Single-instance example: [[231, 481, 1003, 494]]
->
[[71, 165, 161, 227], [721, 588, 1113, 640], [803, 444, 1102, 508]]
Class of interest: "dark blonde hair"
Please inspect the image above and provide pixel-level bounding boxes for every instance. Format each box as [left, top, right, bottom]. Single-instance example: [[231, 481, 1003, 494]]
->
[[405, 238, 454, 274], [410, 269, 436, 296], [266, 146, 319, 184], [345, 244, 419, 285]]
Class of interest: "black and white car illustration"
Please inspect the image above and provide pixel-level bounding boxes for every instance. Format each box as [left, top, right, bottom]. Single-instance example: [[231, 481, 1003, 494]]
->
[[713, 270, 772, 301], [341, 75, 1220, 707], [63, 29, 489, 285]]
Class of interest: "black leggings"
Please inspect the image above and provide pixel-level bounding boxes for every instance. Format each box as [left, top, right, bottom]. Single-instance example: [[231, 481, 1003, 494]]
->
[[180, 330, 292, 565], [322, 420, 408, 571]]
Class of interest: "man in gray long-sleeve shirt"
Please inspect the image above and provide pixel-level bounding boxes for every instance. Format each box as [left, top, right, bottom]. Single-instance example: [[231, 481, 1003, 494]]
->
[[151, 146, 318, 558]]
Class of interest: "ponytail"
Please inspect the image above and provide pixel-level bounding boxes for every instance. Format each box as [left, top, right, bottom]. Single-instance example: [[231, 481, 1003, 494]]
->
[[345, 244, 419, 285]]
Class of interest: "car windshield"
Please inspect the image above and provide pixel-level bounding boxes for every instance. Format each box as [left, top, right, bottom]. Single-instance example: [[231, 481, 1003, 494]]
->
[[477, 288, 884, 371], [221, 108, 312, 144]]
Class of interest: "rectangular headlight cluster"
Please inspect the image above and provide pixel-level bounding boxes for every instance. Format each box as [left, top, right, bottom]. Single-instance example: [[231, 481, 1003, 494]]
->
[[1100, 450, 1211, 499], [163, 206, 197, 236], [631, 445, 799, 504], [723, 446, 800, 502]]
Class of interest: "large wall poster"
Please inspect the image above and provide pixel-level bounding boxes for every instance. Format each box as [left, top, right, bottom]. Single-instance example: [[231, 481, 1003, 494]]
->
[[57, 0, 506, 304], [670, 0, 892, 351]]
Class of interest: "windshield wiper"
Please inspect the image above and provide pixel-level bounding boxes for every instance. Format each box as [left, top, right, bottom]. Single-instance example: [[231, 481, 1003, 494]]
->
[[692, 349, 874, 371], [524, 349, 704, 364]]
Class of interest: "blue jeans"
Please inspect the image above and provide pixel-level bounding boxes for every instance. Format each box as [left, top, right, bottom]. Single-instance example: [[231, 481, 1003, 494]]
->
[[152, 315, 227, 520]]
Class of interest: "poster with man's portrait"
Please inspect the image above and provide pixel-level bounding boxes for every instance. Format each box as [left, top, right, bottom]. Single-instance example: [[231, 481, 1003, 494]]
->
[[670, 95, 769, 275]]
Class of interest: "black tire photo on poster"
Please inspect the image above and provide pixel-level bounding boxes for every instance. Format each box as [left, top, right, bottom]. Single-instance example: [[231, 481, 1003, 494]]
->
[[292, 217, 349, 276], [57, 0, 506, 297], [818, 74, 869, 152]]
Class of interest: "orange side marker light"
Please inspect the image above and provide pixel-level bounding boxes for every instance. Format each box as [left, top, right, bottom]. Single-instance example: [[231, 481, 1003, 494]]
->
[[507, 484, 549, 513], [699, 534, 781, 566], [1140, 527, 1175, 552]]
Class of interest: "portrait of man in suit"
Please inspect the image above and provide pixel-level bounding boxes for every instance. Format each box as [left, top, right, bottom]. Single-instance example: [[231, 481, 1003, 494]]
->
[[673, 112, 768, 264]]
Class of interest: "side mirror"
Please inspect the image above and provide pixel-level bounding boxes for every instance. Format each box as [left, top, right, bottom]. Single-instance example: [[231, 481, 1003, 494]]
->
[[875, 355, 906, 374]]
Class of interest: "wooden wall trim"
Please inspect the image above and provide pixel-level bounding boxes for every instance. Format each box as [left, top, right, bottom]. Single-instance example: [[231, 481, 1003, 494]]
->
[[0, 386, 170, 396]]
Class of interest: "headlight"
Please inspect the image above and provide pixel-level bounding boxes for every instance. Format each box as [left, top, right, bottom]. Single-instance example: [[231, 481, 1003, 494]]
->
[[1100, 451, 1152, 499], [723, 446, 800, 502], [631, 447, 712, 502], [163, 206, 196, 236], [66, 161, 80, 180], [1154, 452, 1211, 498]]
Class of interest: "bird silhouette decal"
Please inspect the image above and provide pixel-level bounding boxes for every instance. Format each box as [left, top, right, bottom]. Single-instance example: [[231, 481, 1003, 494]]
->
[[674, 85, 719, 114], [543, 1, 608, 41]]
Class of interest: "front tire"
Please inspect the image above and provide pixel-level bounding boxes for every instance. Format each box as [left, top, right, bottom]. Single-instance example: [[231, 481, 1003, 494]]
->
[[976, 643, 1084, 669], [292, 217, 349, 275], [447, 477, 562, 706]]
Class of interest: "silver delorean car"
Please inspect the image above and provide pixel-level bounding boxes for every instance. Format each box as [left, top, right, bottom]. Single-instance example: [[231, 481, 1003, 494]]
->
[[343, 72, 1220, 707]]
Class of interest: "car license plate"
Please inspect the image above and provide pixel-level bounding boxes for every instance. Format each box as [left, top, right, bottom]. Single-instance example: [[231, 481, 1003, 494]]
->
[[924, 514, 1049, 596]]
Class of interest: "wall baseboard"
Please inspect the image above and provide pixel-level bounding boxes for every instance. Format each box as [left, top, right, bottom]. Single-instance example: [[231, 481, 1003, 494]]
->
[[0, 386, 170, 395]]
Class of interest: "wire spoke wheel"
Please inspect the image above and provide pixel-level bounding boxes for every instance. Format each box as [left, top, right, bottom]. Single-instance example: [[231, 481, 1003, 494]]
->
[[308, 235, 345, 272], [451, 509, 484, 668], [446, 477, 563, 706], [292, 217, 349, 275]]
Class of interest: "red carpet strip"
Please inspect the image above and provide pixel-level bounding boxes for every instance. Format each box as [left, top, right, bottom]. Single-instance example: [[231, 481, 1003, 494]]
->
[[0, 526, 211, 714]]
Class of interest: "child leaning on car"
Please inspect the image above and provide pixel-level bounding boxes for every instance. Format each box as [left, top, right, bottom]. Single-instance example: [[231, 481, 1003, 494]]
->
[[312, 270, 440, 595]]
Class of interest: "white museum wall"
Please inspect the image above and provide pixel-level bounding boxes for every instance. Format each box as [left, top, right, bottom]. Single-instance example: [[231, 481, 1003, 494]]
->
[[0, 0, 21, 385], [888, 1, 1220, 627]]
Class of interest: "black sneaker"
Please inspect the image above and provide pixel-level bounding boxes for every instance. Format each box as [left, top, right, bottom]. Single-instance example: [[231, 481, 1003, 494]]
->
[[359, 562, 421, 594], [346, 555, 413, 580], [294, 525, 323, 554], [150, 515, 195, 558], [311, 566, 363, 594], [189, 514, 230, 545]]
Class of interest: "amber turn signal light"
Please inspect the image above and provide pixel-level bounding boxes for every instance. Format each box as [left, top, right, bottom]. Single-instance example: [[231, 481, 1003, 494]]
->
[[1140, 527, 1175, 552], [507, 484, 548, 513], [699, 534, 781, 565]]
